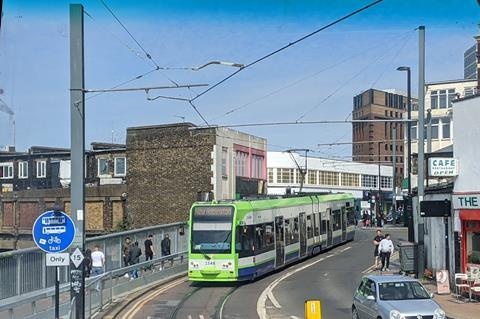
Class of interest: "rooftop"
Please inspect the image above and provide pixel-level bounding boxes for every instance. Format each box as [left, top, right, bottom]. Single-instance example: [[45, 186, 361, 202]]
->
[[367, 275, 418, 283]]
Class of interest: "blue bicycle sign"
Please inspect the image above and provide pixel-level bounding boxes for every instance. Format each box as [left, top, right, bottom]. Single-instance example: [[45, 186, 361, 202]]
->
[[32, 210, 75, 253]]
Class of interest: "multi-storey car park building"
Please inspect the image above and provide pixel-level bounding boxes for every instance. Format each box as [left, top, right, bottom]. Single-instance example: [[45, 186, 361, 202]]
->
[[267, 151, 394, 212]]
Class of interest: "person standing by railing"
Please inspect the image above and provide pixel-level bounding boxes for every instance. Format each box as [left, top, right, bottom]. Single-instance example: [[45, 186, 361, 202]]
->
[[128, 241, 142, 280], [91, 245, 105, 291]]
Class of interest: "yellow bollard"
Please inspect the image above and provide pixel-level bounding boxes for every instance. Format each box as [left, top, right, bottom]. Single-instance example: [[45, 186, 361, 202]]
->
[[305, 300, 322, 319]]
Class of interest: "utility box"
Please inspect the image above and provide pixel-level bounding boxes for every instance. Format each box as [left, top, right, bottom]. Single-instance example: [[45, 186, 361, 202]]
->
[[305, 300, 322, 319], [398, 241, 418, 275]]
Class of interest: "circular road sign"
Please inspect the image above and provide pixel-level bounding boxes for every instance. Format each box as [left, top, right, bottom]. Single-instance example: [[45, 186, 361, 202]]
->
[[32, 210, 76, 253]]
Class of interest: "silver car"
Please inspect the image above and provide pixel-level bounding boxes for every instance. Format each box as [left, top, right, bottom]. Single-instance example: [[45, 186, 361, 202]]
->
[[352, 275, 446, 319]]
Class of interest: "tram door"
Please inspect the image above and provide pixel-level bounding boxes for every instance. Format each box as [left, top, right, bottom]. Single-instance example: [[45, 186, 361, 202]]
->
[[341, 208, 347, 242], [274, 216, 285, 267], [326, 209, 333, 247], [299, 213, 307, 257]]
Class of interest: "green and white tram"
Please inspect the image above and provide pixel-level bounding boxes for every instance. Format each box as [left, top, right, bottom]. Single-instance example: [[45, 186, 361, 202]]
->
[[188, 193, 355, 282]]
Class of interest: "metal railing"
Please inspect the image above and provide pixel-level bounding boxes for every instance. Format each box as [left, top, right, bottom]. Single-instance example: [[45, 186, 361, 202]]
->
[[0, 251, 188, 319], [0, 222, 188, 301]]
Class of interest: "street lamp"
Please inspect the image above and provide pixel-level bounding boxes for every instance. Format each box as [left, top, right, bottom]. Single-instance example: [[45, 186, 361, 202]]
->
[[191, 61, 245, 71], [396, 66, 412, 194], [397, 65, 414, 240]]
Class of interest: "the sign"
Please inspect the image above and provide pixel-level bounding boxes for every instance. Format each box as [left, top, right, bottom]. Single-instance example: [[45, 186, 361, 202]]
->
[[32, 210, 75, 253], [46, 253, 70, 266], [436, 270, 450, 294], [420, 200, 451, 217], [453, 194, 480, 209], [70, 247, 84, 268], [361, 201, 370, 209], [429, 158, 458, 177]]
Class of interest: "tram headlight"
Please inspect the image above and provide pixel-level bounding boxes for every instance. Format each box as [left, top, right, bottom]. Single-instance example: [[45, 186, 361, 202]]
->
[[190, 261, 199, 269]]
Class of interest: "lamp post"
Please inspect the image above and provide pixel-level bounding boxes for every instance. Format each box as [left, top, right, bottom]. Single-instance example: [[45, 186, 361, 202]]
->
[[396, 66, 412, 194]]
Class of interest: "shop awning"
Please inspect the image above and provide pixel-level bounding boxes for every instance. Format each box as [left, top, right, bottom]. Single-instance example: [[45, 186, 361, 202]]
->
[[459, 210, 480, 220]]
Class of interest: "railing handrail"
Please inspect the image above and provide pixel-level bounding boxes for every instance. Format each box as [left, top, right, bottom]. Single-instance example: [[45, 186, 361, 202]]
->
[[0, 221, 187, 258], [0, 251, 187, 313]]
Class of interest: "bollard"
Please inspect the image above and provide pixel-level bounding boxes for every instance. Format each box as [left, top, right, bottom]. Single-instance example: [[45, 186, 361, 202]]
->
[[305, 300, 321, 319]]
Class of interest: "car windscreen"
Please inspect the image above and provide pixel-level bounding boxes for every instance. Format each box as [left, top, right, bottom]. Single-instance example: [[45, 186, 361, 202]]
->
[[378, 281, 430, 300]]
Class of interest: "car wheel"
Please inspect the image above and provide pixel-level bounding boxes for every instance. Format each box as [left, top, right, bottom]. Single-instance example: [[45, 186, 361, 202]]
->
[[352, 307, 359, 319]]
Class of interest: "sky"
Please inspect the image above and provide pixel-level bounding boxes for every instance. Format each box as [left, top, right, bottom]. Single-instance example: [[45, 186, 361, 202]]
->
[[0, 0, 478, 159]]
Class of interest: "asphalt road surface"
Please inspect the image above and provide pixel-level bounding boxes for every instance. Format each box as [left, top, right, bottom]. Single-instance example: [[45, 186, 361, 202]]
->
[[118, 227, 408, 319]]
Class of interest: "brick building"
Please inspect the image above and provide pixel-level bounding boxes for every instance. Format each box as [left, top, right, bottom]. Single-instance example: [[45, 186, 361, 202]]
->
[[126, 123, 267, 228], [352, 88, 414, 188]]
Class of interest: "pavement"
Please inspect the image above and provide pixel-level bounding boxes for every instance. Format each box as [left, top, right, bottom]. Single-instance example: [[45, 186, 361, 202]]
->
[[422, 281, 480, 319]]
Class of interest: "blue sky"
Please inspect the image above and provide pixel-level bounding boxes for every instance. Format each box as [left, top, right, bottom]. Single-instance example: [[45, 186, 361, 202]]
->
[[0, 0, 478, 158]]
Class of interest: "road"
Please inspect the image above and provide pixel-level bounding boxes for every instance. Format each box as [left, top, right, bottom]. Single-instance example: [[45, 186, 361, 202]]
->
[[118, 227, 407, 319]]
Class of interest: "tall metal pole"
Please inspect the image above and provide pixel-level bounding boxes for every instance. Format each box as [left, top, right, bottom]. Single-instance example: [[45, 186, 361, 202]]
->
[[69, 4, 85, 318], [406, 68, 412, 194], [426, 109, 432, 154], [416, 25, 426, 277], [392, 127, 397, 212]]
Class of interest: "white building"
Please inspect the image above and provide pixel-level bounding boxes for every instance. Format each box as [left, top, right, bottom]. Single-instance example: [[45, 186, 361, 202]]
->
[[267, 152, 393, 200]]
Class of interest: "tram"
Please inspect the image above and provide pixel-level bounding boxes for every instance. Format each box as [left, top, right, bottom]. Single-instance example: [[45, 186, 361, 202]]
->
[[188, 193, 355, 282]]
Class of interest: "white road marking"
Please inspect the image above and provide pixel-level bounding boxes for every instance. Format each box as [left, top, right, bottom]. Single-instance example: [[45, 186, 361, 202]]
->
[[268, 291, 281, 308], [199, 315, 205, 319], [257, 246, 352, 319], [290, 316, 301, 319], [187, 315, 192, 319]]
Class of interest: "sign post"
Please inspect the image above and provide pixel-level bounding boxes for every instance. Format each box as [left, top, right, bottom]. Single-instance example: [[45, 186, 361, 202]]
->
[[32, 210, 75, 319]]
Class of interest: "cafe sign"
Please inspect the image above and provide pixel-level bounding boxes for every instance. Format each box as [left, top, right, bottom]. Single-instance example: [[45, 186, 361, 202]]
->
[[453, 194, 480, 209], [429, 158, 458, 177]]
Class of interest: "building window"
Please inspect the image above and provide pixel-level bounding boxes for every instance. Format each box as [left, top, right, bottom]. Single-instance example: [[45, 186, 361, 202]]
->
[[437, 89, 455, 109], [268, 168, 274, 183], [341, 173, 359, 187], [361, 175, 377, 188], [430, 118, 439, 139], [278, 168, 294, 184], [0, 163, 14, 179], [235, 151, 248, 178], [430, 90, 438, 109], [441, 117, 450, 139], [114, 157, 126, 176], [380, 176, 392, 189], [307, 170, 317, 185], [36, 161, 46, 178], [318, 171, 339, 186], [464, 87, 477, 97], [411, 121, 417, 139], [221, 147, 228, 177], [251, 154, 264, 179], [18, 161, 28, 179], [98, 158, 109, 176]]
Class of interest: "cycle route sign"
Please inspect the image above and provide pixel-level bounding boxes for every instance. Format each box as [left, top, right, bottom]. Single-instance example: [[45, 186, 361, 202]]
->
[[32, 210, 76, 253]]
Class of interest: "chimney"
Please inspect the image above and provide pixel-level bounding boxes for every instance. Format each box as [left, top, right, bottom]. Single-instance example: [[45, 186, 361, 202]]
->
[[476, 23, 480, 91]]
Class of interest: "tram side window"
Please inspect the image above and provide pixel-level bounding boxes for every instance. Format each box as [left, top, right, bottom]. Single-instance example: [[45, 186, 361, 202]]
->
[[306, 215, 313, 239], [255, 223, 275, 254], [314, 213, 320, 237], [293, 217, 299, 243], [333, 210, 341, 231], [321, 219, 327, 235], [347, 207, 355, 226], [285, 219, 291, 245], [236, 225, 254, 257]]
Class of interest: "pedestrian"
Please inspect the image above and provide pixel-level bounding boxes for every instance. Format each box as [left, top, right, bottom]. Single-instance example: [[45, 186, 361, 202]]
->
[[161, 234, 172, 267], [84, 249, 92, 278], [91, 245, 105, 291], [144, 234, 155, 261], [379, 233, 394, 271], [122, 237, 131, 267], [373, 229, 383, 270], [128, 241, 142, 279]]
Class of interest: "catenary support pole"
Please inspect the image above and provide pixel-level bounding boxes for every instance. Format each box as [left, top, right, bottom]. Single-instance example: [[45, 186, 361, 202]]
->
[[70, 4, 85, 318], [55, 266, 60, 319]]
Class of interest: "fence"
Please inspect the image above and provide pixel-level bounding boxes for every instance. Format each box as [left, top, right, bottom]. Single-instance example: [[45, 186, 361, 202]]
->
[[0, 222, 188, 301], [0, 251, 188, 319]]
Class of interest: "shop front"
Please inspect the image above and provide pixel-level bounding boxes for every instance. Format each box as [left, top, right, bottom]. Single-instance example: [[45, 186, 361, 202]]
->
[[454, 194, 480, 272]]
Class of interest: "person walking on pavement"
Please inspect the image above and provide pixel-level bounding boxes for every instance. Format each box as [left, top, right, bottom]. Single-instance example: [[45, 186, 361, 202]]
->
[[373, 229, 383, 270], [128, 241, 142, 279], [161, 234, 172, 268], [379, 233, 394, 271], [122, 237, 131, 267], [145, 234, 155, 261], [91, 245, 105, 291]]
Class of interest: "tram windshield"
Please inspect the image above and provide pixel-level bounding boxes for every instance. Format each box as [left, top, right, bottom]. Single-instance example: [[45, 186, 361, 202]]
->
[[191, 206, 234, 254]]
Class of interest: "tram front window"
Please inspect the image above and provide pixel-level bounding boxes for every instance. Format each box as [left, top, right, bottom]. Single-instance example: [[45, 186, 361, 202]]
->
[[191, 206, 233, 254]]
